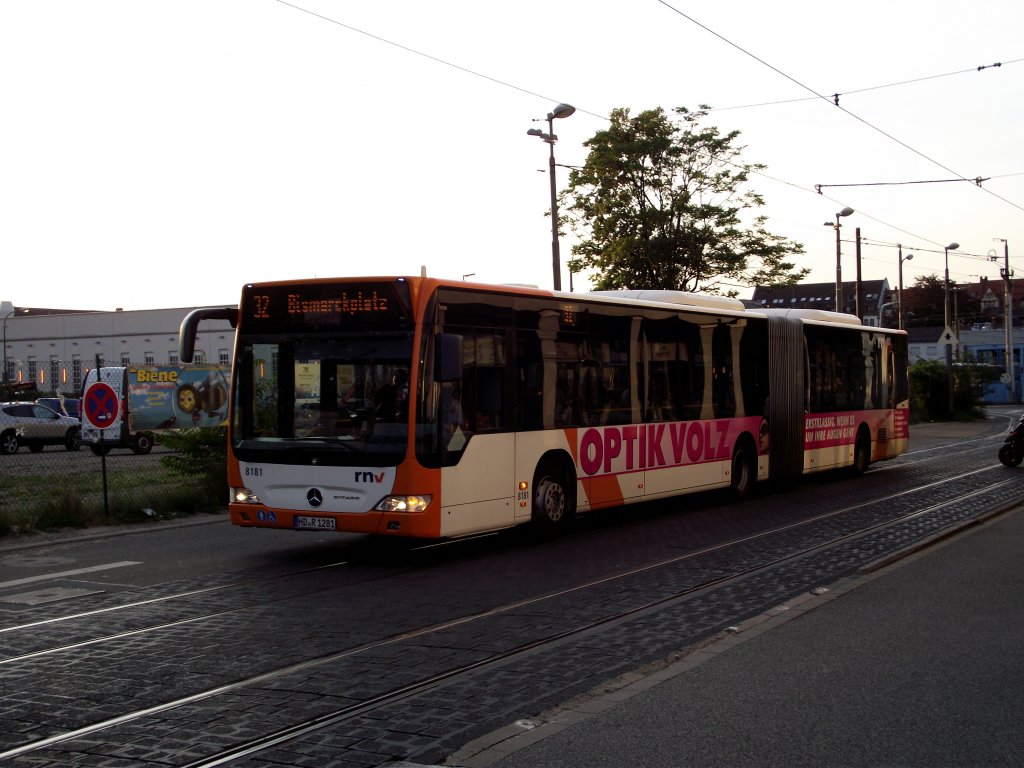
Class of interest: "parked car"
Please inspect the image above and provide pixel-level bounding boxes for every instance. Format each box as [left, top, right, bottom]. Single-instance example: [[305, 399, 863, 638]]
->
[[0, 402, 81, 454], [36, 397, 81, 419]]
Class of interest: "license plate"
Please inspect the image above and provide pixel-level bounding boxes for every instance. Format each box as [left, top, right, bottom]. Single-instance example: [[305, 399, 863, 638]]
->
[[294, 515, 336, 531]]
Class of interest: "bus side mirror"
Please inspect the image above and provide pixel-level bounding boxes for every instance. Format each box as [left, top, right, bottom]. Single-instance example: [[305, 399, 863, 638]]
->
[[179, 307, 237, 363], [435, 333, 463, 382]]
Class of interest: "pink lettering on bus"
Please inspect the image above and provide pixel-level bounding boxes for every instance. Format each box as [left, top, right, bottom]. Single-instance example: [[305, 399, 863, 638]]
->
[[603, 428, 622, 473], [687, 422, 704, 463], [648, 423, 666, 466], [580, 429, 602, 476], [669, 423, 686, 463], [576, 417, 761, 478]]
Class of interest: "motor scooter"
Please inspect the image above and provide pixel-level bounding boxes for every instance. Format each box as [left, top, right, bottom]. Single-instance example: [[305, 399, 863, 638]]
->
[[998, 415, 1024, 467]]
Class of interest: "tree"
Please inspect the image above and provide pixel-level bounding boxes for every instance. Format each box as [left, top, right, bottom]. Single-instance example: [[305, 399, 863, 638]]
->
[[563, 106, 807, 294], [903, 274, 946, 327]]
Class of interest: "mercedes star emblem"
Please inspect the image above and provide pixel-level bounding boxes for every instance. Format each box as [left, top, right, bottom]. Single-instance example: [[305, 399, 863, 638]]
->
[[306, 488, 323, 507]]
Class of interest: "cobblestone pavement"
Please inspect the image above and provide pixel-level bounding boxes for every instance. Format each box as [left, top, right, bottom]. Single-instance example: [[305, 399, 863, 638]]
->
[[0, 414, 1019, 767]]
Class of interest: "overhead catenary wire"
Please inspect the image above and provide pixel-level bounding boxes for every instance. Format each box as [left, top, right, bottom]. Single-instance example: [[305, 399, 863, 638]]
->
[[272, 0, 1018, 267], [272, 0, 607, 120], [711, 59, 1021, 112], [654, 0, 1024, 216]]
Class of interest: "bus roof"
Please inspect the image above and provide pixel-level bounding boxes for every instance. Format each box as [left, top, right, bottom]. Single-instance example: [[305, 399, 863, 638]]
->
[[238, 277, 898, 332], [759, 307, 869, 326], [587, 289, 747, 312]]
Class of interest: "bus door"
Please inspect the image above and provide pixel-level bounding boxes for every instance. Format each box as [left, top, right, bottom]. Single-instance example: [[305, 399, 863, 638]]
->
[[438, 332, 517, 536]]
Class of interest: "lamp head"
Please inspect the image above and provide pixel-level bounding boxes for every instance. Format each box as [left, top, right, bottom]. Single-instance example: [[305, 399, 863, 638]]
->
[[526, 128, 544, 137], [838, 207, 855, 218], [946, 242, 960, 251], [550, 103, 576, 120], [905, 253, 914, 261]]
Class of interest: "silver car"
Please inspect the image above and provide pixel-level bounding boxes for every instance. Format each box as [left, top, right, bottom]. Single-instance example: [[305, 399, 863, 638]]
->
[[0, 402, 81, 454]]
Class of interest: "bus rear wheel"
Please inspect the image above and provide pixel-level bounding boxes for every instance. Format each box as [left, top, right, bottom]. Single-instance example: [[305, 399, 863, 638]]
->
[[730, 440, 756, 499], [532, 463, 571, 537], [852, 428, 871, 475]]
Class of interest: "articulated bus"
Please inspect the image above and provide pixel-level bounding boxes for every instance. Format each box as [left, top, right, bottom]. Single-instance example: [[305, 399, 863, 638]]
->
[[179, 277, 909, 539]]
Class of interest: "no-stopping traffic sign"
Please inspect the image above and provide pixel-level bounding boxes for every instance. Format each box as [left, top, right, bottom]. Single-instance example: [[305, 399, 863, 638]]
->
[[83, 381, 120, 429]]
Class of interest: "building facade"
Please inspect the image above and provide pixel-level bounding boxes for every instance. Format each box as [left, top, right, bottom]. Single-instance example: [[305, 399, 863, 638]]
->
[[1, 301, 235, 396], [750, 280, 891, 326]]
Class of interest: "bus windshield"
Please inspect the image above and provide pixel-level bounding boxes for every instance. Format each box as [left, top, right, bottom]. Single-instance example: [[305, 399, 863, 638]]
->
[[233, 333, 414, 466]]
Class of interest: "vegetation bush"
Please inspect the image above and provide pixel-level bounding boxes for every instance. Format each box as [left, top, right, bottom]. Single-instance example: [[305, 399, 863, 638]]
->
[[158, 426, 228, 508], [909, 359, 990, 422]]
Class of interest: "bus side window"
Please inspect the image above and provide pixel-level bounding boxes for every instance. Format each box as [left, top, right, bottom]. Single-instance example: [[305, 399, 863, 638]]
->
[[711, 323, 736, 419], [516, 331, 544, 432], [476, 367, 503, 431]]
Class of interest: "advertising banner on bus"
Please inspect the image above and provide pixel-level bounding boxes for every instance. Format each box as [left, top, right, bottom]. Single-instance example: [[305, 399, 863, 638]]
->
[[573, 416, 768, 478], [126, 364, 229, 431]]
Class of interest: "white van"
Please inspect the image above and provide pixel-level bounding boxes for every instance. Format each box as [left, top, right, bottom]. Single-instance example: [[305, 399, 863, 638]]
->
[[80, 367, 155, 455]]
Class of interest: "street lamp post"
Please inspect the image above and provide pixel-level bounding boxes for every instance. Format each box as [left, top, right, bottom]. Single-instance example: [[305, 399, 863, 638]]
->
[[897, 246, 913, 330], [824, 207, 855, 312], [528, 102, 575, 292], [997, 238, 1014, 402], [943, 241, 960, 415], [943, 241, 960, 332]]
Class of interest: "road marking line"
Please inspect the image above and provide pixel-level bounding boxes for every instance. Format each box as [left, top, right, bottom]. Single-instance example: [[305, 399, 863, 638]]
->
[[0, 561, 142, 589]]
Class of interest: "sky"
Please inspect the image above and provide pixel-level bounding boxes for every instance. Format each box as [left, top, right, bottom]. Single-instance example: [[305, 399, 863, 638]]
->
[[2, 0, 1022, 311]]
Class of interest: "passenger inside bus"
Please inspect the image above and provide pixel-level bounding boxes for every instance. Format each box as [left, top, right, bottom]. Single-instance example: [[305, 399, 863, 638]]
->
[[442, 384, 465, 448]]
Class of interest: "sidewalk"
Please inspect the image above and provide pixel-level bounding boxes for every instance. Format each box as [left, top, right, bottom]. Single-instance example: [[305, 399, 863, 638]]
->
[[450, 417, 1024, 768], [909, 410, 1012, 446]]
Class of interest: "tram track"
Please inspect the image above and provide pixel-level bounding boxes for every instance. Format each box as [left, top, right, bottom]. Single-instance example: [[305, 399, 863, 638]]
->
[[0, 452, 1010, 666], [0, 416, 1006, 637], [3, 457, 1023, 766], [184, 478, 1024, 768], [0, 419, 1008, 647], [0, 528, 513, 639]]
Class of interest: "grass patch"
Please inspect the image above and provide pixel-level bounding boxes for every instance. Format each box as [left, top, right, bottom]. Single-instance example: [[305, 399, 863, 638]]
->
[[0, 462, 225, 536]]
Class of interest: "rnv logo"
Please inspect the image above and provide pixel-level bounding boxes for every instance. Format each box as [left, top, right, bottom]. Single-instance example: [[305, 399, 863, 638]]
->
[[355, 471, 386, 483]]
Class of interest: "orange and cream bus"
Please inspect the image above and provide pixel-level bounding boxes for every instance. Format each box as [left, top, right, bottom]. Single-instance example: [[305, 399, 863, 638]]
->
[[179, 277, 909, 539]]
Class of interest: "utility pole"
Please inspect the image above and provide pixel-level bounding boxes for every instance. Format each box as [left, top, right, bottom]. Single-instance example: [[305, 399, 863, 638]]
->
[[997, 238, 1014, 402], [855, 227, 863, 320]]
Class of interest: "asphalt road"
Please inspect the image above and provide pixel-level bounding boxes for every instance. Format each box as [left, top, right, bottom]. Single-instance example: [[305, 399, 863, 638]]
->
[[0, 411, 1019, 767], [0, 514, 361, 588]]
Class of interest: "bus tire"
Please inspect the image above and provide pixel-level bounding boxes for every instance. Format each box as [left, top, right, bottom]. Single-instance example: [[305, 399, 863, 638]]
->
[[531, 461, 572, 537], [852, 427, 871, 475], [730, 438, 756, 500], [91, 444, 111, 457]]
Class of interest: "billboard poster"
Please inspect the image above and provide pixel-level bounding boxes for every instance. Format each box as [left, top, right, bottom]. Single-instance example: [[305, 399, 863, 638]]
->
[[126, 364, 229, 431]]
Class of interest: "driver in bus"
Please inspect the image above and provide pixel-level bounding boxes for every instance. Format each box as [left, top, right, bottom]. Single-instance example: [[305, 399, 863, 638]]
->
[[375, 369, 409, 421]]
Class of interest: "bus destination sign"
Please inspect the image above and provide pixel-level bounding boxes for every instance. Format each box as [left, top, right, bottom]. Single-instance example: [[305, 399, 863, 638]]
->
[[243, 282, 410, 328], [285, 290, 389, 317]]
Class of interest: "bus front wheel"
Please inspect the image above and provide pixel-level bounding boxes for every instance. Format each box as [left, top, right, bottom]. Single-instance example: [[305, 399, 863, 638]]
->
[[532, 463, 571, 537]]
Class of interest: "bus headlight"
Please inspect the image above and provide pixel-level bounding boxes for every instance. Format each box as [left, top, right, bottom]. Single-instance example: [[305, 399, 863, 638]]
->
[[374, 495, 432, 513], [232, 486, 261, 504]]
